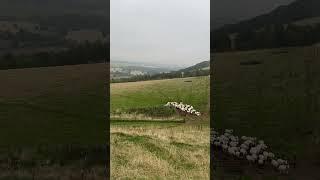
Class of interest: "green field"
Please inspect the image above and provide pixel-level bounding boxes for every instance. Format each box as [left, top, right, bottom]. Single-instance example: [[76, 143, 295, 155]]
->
[[0, 63, 107, 178], [111, 76, 210, 117], [212, 46, 320, 179], [111, 76, 210, 179], [0, 63, 107, 144]]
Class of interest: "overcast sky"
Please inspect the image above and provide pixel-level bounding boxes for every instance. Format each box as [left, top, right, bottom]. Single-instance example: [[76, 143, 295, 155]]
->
[[111, 0, 210, 66]]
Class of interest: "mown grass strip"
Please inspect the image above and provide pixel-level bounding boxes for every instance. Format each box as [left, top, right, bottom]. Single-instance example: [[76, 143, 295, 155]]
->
[[112, 132, 196, 170], [110, 119, 184, 125]]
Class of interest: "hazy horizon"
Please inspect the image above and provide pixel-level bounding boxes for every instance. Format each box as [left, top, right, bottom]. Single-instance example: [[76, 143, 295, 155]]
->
[[110, 0, 210, 67]]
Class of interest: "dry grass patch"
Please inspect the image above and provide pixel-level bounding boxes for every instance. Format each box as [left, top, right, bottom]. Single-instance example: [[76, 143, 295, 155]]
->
[[111, 124, 210, 179]]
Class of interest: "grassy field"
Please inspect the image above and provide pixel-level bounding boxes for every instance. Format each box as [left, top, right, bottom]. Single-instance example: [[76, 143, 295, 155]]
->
[[111, 76, 210, 179], [0, 63, 107, 145], [0, 63, 108, 178], [212, 46, 320, 179]]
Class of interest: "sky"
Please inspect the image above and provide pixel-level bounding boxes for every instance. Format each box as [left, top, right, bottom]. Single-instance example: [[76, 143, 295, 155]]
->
[[111, 0, 210, 67], [212, 0, 295, 29]]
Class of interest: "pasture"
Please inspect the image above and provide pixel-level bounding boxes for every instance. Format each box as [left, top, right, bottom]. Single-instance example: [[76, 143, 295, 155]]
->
[[0, 63, 108, 178], [212, 46, 320, 179], [111, 76, 210, 179]]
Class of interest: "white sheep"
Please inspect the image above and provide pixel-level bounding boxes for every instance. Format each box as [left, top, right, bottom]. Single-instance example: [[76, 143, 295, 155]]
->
[[212, 128, 290, 174], [225, 129, 234, 134], [240, 148, 247, 156], [278, 165, 289, 174], [268, 152, 275, 159], [271, 159, 279, 168]]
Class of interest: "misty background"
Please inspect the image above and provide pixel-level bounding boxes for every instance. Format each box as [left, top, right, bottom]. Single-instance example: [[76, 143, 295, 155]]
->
[[111, 0, 210, 67]]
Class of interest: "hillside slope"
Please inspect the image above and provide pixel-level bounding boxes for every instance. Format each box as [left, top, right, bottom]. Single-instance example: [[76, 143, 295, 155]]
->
[[212, 0, 320, 51], [178, 61, 209, 73], [215, 0, 320, 34]]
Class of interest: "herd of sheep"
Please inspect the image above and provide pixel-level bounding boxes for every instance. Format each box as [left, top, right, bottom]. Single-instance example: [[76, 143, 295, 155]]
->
[[212, 129, 290, 174], [164, 102, 201, 116], [164, 102, 291, 174]]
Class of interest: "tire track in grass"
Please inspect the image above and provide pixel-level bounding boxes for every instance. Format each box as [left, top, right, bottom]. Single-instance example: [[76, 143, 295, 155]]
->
[[112, 132, 197, 170]]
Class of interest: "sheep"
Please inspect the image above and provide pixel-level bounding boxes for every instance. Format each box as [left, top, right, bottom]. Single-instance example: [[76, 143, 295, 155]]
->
[[224, 132, 231, 137], [165, 102, 201, 117], [278, 165, 289, 174], [230, 136, 238, 142], [212, 128, 291, 174], [277, 159, 286, 165], [240, 148, 247, 156], [258, 143, 268, 150], [244, 140, 254, 147], [240, 144, 249, 150], [228, 147, 237, 155], [250, 147, 259, 155], [268, 152, 275, 159], [225, 129, 234, 134], [222, 144, 228, 151], [263, 151, 269, 157], [246, 155, 256, 163], [230, 141, 238, 147], [271, 159, 279, 168], [252, 154, 258, 161], [259, 154, 265, 161]]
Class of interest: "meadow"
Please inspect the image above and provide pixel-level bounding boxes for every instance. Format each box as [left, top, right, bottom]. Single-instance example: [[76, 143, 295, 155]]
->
[[0, 63, 108, 178], [212, 46, 320, 179], [111, 76, 210, 179]]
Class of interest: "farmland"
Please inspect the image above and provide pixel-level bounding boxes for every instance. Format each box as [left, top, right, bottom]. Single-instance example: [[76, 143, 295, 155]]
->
[[212, 46, 320, 179], [0, 63, 107, 178], [111, 76, 210, 179]]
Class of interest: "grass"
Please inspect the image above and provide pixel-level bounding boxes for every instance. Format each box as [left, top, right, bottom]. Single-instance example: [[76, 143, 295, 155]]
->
[[0, 63, 108, 178], [111, 76, 210, 179], [111, 76, 210, 119], [0, 63, 107, 145], [212, 46, 320, 179], [111, 123, 210, 179]]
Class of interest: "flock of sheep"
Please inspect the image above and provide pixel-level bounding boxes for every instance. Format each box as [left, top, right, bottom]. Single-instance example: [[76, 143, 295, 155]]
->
[[164, 102, 291, 174], [212, 129, 290, 174], [164, 102, 201, 116]]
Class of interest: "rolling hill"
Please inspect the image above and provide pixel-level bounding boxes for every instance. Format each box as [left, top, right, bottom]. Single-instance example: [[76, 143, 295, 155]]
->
[[111, 61, 209, 82], [214, 0, 320, 34], [110, 60, 181, 79], [212, 0, 320, 51], [177, 61, 209, 73]]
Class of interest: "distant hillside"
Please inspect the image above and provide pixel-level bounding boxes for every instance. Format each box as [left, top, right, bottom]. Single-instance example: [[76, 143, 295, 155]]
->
[[0, 0, 108, 17], [178, 61, 209, 73], [110, 60, 181, 80], [111, 61, 209, 83], [215, 0, 320, 34], [212, 0, 320, 51], [0, 0, 109, 70]]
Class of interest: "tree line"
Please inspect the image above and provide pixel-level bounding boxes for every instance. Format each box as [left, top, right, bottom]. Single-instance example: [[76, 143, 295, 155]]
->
[[212, 24, 320, 52], [0, 41, 108, 70], [111, 69, 209, 83]]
